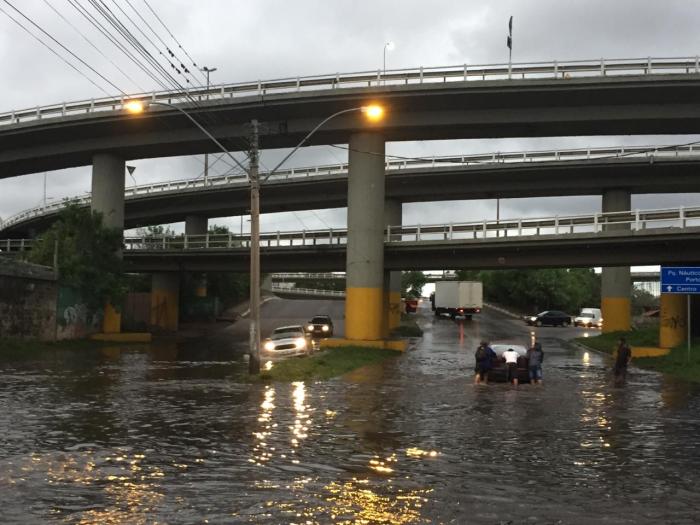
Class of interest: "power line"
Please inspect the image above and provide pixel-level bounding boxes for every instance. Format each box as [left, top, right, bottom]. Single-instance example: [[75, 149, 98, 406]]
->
[[42, 0, 146, 92], [0, 3, 113, 97], [2, 0, 124, 95]]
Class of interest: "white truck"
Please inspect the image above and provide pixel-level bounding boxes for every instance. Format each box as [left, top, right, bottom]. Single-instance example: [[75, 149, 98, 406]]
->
[[431, 281, 483, 319]]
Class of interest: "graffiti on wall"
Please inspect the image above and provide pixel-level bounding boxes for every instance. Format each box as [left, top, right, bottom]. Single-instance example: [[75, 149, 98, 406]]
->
[[56, 287, 102, 340]]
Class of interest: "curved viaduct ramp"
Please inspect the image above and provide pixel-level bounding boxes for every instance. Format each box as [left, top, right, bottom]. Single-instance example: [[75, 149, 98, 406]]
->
[[3, 58, 700, 177], [3, 147, 700, 237]]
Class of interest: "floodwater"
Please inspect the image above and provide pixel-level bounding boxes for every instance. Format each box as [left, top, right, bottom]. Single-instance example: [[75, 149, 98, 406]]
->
[[2, 300, 700, 524]]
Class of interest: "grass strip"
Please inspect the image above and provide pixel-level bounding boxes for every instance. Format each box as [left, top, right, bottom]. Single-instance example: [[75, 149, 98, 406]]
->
[[575, 325, 700, 383], [257, 346, 399, 382], [390, 319, 423, 338]]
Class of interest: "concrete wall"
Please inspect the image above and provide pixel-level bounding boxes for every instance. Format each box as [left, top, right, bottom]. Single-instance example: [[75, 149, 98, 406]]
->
[[0, 259, 57, 341], [55, 287, 102, 340]]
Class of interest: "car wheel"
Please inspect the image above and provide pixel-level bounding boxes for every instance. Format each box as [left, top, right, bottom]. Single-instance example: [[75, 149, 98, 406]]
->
[[562, 321, 570, 327], [535, 320, 543, 327]]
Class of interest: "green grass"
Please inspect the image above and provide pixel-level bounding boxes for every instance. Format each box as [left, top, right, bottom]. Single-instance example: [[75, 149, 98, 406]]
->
[[575, 325, 700, 383], [575, 326, 659, 355], [256, 346, 399, 382]]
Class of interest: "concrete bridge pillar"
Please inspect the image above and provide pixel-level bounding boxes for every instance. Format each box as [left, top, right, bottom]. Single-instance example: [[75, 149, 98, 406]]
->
[[601, 189, 632, 333], [91, 153, 125, 333], [660, 294, 687, 348], [345, 132, 385, 341], [384, 199, 402, 336], [150, 273, 180, 332], [185, 215, 208, 297]]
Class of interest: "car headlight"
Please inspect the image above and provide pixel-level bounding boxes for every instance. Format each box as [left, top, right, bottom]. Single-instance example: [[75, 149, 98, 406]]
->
[[263, 341, 275, 351], [530, 317, 537, 322], [295, 337, 307, 349], [321, 325, 329, 332], [306, 324, 314, 331]]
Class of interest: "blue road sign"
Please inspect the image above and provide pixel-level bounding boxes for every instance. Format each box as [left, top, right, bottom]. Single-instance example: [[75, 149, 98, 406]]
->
[[660, 266, 700, 294]]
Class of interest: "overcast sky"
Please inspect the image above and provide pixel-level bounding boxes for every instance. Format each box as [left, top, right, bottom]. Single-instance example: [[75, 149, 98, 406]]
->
[[1, 0, 700, 236]]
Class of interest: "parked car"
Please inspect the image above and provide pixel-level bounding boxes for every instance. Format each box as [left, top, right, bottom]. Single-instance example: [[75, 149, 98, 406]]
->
[[304, 315, 334, 338], [574, 308, 603, 328], [525, 310, 572, 327], [262, 325, 309, 357], [486, 343, 531, 383]]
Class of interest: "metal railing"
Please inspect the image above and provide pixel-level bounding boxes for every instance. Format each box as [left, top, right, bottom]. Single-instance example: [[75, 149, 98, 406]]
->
[[3, 206, 699, 253], [271, 283, 345, 297], [3, 144, 699, 231], [1, 56, 699, 127], [272, 272, 345, 280]]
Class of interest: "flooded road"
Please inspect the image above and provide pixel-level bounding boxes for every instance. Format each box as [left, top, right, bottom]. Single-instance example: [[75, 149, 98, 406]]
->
[[2, 300, 700, 524]]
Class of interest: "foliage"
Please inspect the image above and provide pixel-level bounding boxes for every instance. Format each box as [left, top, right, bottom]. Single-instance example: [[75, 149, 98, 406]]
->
[[27, 204, 125, 309], [401, 271, 427, 298], [456, 268, 600, 314], [631, 288, 659, 315], [256, 346, 398, 382]]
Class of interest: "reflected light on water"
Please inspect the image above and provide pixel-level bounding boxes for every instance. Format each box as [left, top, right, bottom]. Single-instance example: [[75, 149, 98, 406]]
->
[[406, 447, 439, 458], [264, 361, 273, 371], [583, 352, 590, 365], [324, 478, 432, 524], [251, 385, 276, 466], [291, 382, 311, 452]]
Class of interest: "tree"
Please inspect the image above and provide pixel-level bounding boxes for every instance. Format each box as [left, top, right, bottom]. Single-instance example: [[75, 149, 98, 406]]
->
[[27, 204, 125, 309], [402, 271, 427, 298]]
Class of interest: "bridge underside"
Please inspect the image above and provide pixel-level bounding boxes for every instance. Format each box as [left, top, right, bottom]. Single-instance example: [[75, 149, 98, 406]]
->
[[123, 229, 700, 273]]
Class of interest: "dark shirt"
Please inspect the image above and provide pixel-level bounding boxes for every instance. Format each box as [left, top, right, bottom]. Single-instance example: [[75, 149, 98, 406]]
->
[[527, 347, 544, 366], [615, 345, 632, 368], [476, 345, 497, 369]]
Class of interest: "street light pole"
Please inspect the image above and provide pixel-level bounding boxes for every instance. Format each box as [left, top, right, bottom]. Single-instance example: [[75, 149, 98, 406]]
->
[[200, 66, 217, 185], [248, 119, 261, 374], [383, 42, 394, 84]]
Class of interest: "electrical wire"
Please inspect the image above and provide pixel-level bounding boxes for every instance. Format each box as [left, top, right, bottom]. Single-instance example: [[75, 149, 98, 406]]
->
[[43, 0, 147, 92], [0, 3, 113, 97], [2, 0, 124, 95]]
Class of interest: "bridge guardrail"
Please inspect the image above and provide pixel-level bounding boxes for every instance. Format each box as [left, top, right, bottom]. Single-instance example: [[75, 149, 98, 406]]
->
[[3, 206, 699, 253], [2, 56, 699, 127], [271, 284, 345, 297], [3, 144, 699, 232]]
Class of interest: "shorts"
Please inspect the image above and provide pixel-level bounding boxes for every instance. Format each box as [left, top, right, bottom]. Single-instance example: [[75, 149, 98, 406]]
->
[[475, 365, 490, 380], [506, 363, 518, 382], [529, 365, 543, 381]]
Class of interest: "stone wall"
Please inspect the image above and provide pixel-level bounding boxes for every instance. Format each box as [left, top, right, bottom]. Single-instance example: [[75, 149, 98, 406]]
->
[[0, 258, 57, 341]]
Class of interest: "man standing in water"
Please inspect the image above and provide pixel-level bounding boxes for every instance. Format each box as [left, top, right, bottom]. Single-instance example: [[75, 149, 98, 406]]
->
[[503, 347, 520, 386], [474, 340, 496, 384], [527, 342, 544, 385], [613, 337, 632, 386]]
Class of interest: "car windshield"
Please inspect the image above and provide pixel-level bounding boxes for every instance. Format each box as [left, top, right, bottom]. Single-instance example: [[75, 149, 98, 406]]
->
[[311, 317, 330, 324], [579, 313, 594, 318], [537, 311, 549, 316], [272, 328, 303, 339]]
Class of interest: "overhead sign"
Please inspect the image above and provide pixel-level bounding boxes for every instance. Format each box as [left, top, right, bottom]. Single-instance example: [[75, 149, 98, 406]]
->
[[660, 266, 700, 294]]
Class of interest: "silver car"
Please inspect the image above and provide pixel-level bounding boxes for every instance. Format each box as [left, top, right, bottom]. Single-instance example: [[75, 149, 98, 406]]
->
[[262, 325, 309, 357]]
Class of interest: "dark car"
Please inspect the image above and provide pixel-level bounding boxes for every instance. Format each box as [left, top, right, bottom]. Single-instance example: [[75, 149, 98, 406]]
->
[[486, 344, 531, 383], [304, 315, 334, 338], [525, 310, 572, 327]]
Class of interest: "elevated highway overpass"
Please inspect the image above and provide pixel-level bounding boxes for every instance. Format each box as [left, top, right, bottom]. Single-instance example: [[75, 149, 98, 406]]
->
[[2, 145, 700, 237], [5, 56, 699, 341], [3, 57, 700, 177]]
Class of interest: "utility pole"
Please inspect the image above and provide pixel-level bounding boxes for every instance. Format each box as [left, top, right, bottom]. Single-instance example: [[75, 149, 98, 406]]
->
[[248, 119, 261, 374], [200, 66, 217, 185]]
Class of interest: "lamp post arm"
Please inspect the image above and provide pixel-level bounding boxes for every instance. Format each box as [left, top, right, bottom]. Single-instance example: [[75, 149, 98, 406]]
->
[[148, 100, 251, 179], [262, 107, 362, 182]]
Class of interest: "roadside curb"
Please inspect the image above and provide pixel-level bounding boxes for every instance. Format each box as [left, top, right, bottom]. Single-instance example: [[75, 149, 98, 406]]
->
[[239, 296, 278, 318]]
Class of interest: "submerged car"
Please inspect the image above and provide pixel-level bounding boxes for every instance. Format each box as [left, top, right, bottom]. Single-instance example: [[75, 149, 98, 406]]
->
[[304, 315, 334, 338], [525, 310, 573, 327], [262, 325, 309, 357], [486, 343, 531, 383]]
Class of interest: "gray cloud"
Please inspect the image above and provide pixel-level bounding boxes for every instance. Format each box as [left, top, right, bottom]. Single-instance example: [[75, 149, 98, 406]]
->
[[2, 0, 700, 233]]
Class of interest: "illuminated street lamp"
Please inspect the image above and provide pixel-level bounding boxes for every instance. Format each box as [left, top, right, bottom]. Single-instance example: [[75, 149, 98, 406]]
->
[[125, 98, 385, 374]]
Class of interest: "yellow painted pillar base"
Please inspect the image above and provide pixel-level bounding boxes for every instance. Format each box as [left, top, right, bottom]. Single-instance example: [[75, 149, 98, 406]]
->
[[102, 302, 121, 334], [346, 287, 383, 341], [601, 297, 631, 333], [660, 294, 687, 348], [151, 287, 179, 332], [382, 291, 402, 337]]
